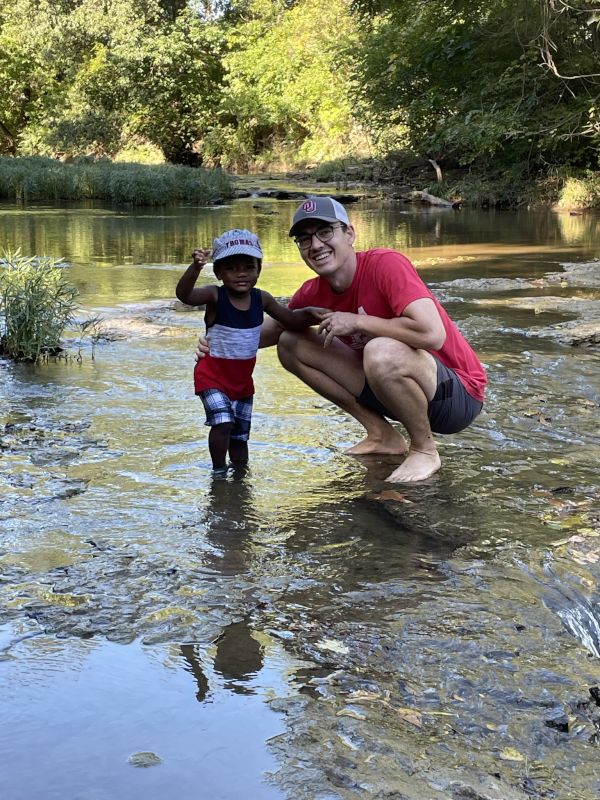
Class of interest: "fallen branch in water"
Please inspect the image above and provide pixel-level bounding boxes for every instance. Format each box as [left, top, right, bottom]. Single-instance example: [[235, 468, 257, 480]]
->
[[411, 190, 458, 208]]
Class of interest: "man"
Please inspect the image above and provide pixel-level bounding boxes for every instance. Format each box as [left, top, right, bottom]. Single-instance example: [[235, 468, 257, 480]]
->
[[199, 196, 486, 482]]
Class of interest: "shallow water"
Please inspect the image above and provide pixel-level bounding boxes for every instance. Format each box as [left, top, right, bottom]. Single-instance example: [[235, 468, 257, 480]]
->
[[1, 195, 599, 799]]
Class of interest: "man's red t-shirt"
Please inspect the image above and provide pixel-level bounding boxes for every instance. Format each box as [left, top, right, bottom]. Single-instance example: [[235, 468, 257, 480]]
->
[[288, 249, 486, 402]]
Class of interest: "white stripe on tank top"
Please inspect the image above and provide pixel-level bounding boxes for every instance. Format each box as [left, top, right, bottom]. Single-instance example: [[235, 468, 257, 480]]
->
[[207, 323, 261, 360]]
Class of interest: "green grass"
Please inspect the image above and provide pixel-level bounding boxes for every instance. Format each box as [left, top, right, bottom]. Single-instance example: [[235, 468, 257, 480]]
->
[[0, 156, 235, 206], [0, 250, 79, 361]]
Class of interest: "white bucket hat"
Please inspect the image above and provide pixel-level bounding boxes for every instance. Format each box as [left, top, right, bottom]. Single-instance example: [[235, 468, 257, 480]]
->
[[212, 229, 263, 263]]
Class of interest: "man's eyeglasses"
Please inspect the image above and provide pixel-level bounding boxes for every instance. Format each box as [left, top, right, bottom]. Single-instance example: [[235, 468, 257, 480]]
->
[[293, 223, 344, 250]]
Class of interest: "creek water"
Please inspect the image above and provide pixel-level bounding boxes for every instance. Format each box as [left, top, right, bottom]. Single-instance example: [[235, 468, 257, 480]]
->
[[1, 193, 599, 800]]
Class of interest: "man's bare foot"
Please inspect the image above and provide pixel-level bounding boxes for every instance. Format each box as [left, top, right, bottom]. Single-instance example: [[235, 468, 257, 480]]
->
[[385, 448, 441, 483], [346, 430, 408, 456]]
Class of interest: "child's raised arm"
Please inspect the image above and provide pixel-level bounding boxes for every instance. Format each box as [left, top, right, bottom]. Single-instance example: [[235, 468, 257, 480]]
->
[[261, 292, 328, 330], [176, 249, 218, 306]]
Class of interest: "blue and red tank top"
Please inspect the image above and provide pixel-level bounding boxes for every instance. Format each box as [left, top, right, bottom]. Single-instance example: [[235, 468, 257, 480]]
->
[[194, 286, 264, 399]]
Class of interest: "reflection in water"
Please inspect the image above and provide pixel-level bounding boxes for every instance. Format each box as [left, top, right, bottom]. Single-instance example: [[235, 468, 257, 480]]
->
[[1, 201, 599, 309], [179, 475, 264, 702], [180, 619, 264, 701], [202, 472, 258, 576], [179, 643, 209, 702], [213, 618, 264, 694], [0, 634, 284, 800]]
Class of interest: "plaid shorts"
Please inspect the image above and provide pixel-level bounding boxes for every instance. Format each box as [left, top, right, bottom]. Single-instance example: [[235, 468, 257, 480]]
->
[[198, 389, 253, 441]]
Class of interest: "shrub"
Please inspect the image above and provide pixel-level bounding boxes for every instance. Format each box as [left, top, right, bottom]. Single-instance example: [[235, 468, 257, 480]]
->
[[114, 139, 165, 165], [0, 251, 78, 361], [556, 174, 600, 210]]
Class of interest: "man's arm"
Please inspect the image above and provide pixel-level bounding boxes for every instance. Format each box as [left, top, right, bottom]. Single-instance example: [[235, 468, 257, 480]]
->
[[319, 298, 446, 351]]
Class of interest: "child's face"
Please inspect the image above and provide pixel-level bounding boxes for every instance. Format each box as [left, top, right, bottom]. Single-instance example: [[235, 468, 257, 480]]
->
[[214, 255, 260, 295]]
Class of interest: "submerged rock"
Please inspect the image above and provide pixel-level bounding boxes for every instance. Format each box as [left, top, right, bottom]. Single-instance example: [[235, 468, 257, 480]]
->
[[544, 710, 571, 733], [127, 751, 162, 768], [463, 259, 600, 346]]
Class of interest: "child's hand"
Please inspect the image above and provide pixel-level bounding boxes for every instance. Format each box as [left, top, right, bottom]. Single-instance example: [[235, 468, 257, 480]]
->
[[192, 248, 211, 268], [304, 306, 330, 323]]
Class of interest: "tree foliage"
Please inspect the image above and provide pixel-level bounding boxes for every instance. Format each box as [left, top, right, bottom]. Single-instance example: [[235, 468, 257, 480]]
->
[[205, 0, 361, 168], [350, 0, 600, 172], [0, 0, 226, 163], [0, 0, 598, 177]]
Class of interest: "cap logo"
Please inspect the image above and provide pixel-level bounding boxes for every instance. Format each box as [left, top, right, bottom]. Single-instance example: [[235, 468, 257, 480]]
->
[[302, 200, 317, 213], [223, 238, 254, 249]]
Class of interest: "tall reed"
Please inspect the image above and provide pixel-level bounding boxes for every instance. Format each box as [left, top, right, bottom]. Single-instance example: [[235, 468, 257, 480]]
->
[[0, 250, 78, 361], [0, 157, 234, 206]]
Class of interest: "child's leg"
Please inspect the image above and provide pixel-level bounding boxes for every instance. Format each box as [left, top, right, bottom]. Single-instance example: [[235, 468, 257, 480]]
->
[[228, 438, 248, 466], [229, 396, 253, 466], [199, 389, 236, 470], [208, 422, 233, 469]]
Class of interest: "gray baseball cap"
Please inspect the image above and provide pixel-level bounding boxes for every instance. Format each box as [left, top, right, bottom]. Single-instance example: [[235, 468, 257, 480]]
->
[[212, 229, 263, 262], [289, 196, 350, 236]]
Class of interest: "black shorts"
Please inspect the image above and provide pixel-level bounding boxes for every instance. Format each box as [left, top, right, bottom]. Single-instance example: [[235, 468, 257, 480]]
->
[[356, 358, 483, 434]]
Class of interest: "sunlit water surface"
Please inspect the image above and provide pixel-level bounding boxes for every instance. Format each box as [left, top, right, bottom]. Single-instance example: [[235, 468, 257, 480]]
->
[[1, 195, 599, 799]]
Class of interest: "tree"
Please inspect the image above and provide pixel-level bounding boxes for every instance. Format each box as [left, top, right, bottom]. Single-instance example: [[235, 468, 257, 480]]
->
[[204, 0, 362, 168], [350, 0, 600, 172], [0, 0, 227, 163], [0, 0, 73, 155], [125, 7, 226, 164]]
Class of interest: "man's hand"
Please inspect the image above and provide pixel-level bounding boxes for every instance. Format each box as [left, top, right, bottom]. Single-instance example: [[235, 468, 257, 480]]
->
[[318, 311, 360, 348], [195, 334, 209, 361]]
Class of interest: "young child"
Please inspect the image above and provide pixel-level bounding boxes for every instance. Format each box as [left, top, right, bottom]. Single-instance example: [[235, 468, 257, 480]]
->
[[176, 228, 325, 474]]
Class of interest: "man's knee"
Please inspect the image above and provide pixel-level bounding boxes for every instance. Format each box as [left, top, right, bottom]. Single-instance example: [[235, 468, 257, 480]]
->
[[363, 338, 414, 381], [277, 329, 313, 369], [277, 329, 299, 366]]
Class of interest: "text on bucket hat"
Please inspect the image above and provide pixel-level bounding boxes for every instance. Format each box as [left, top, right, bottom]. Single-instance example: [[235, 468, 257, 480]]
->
[[288, 196, 350, 236], [212, 229, 263, 263]]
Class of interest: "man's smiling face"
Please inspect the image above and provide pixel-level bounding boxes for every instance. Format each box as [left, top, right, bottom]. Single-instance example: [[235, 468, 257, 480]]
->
[[294, 220, 356, 281]]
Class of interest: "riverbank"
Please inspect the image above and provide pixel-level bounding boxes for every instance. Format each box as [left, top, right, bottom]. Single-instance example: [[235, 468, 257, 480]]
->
[[278, 155, 600, 211], [3, 154, 599, 212]]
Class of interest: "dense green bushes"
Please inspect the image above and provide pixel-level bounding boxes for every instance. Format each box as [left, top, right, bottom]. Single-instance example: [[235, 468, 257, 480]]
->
[[0, 0, 364, 172], [1, 0, 598, 204], [350, 0, 600, 178], [0, 157, 234, 205]]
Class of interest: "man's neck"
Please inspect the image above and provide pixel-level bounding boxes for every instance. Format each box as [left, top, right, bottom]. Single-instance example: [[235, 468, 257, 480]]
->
[[327, 252, 357, 294]]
